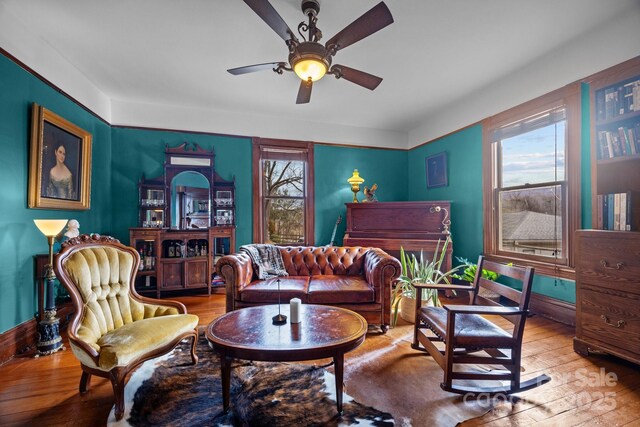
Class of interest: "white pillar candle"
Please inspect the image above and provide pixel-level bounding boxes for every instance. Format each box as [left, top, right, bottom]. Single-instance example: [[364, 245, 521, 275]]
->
[[290, 298, 301, 323]]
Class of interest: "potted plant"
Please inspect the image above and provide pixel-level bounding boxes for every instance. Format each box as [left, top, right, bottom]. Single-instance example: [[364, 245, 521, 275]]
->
[[452, 256, 510, 300], [391, 236, 462, 327], [452, 256, 499, 282]]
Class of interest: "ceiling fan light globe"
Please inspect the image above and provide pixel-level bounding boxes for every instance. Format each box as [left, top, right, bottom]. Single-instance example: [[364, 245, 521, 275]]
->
[[294, 59, 327, 82]]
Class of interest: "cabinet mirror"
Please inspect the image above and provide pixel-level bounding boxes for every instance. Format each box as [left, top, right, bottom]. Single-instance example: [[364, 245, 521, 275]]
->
[[137, 142, 235, 229], [171, 171, 210, 229]]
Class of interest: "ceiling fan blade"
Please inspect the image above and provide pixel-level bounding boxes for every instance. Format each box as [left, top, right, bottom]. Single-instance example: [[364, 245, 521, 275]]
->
[[243, 0, 298, 42], [331, 65, 383, 90], [227, 62, 283, 75], [296, 79, 312, 104], [325, 2, 393, 52]]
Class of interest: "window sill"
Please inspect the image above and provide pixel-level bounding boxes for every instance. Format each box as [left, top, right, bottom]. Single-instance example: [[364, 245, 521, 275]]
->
[[483, 254, 575, 281]]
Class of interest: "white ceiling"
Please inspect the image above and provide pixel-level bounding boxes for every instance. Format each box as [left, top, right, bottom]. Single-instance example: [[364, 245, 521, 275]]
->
[[1, 0, 639, 148]]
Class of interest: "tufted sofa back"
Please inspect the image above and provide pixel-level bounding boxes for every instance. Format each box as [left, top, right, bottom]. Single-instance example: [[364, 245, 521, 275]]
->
[[60, 245, 178, 352], [277, 246, 370, 276]]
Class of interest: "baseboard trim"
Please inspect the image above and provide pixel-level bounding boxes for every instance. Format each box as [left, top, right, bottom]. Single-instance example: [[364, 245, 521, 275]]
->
[[529, 293, 575, 326], [0, 304, 74, 366]]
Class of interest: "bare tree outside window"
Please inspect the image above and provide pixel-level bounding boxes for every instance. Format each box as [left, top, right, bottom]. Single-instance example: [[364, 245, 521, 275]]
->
[[253, 139, 314, 245], [262, 160, 306, 244]]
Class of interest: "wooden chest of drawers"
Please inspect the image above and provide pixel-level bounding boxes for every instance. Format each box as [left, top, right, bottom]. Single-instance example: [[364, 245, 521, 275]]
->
[[574, 230, 640, 365]]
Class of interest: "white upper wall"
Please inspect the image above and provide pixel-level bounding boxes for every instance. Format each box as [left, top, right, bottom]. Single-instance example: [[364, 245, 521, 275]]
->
[[1, 2, 639, 149], [110, 99, 407, 148], [0, 3, 112, 121], [408, 7, 640, 148]]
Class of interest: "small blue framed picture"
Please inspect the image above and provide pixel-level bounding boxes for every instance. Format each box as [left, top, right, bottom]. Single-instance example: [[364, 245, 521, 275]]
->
[[425, 152, 448, 188]]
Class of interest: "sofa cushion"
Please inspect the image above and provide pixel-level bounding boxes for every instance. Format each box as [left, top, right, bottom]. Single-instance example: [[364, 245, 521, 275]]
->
[[308, 275, 374, 304], [279, 246, 369, 276], [240, 276, 310, 303]]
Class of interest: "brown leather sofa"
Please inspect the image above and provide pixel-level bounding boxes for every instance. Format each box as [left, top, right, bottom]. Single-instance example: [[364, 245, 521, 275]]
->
[[217, 246, 401, 331]]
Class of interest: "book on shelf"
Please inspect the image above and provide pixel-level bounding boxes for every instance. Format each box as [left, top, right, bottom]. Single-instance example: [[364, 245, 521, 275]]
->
[[620, 193, 628, 231], [597, 126, 640, 159], [614, 193, 621, 231], [596, 194, 604, 230], [598, 77, 640, 121], [619, 127, 635, 154], [604, 87, 617, 120], [598, 191, 638, 231], [608, 193, 614, 230], [611, 132, 624, 157]]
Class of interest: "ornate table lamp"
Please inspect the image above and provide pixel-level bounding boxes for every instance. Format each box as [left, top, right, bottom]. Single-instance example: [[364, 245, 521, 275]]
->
[[34, 219, 68, 356], [347, 169, 365, 203]]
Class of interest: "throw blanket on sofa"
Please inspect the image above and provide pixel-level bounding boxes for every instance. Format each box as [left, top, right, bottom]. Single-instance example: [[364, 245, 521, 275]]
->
[[240, 244, 289, 279]]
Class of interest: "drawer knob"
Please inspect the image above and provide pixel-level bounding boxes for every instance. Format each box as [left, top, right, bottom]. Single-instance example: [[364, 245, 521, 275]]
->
[[600, 259, 624, 270], [601, 315, 626, 328]]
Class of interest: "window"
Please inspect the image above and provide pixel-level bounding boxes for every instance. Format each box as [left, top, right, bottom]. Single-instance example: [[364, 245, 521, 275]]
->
[[482, 85, 580, 279], [253, 138, 314, 245]]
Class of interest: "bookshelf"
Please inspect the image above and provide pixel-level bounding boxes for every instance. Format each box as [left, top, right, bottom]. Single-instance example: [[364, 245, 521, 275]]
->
[[575, 58, 640, 364], [590, 57, 640, 231]]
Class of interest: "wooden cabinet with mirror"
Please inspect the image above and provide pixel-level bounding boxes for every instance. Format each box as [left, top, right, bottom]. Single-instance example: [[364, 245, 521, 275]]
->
[[131, 142, 236, 297]]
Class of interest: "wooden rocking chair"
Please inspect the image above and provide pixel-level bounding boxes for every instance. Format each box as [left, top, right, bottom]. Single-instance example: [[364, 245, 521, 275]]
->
[[412, 256, 550, 395]]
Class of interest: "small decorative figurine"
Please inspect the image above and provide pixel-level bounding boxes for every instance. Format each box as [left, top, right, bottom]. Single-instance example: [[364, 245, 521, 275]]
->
[[363, 184, 378, 202], [64, 219, 80, 239]]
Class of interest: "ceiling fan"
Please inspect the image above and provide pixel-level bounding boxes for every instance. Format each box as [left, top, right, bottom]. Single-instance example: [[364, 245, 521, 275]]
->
[[227, 0, 394, 104]]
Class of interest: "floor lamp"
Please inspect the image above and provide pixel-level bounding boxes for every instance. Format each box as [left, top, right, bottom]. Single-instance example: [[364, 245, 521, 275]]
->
[[34, 219, 68, 356]]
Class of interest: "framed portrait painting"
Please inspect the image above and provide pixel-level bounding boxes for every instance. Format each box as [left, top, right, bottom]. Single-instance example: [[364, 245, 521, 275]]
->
[[425, 152, 448, 189], [28, 104, 92, 210]]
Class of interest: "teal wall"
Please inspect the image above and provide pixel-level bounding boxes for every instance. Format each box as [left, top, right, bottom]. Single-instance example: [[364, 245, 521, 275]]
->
[[0, 54, 112, 333], [314, 144, 408, 245], [407, 125, 484, 263], [110, 129, 253, 247]]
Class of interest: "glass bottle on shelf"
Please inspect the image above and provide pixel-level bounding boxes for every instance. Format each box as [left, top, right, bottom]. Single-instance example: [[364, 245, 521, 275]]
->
[[145, 243, 154, 270], [139, 247, 145, 271]]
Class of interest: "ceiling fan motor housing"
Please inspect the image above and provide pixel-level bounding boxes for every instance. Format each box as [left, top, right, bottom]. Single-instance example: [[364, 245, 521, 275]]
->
[[289, 41, 332, 71], [301, 0, 320, 17]]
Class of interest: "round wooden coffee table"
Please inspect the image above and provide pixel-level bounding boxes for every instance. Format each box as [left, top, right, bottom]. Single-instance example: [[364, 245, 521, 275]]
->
[[205, 304, 368, 414]]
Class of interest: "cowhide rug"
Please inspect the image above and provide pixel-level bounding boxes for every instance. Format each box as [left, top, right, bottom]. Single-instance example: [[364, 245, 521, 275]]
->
[[108, 334, 394, 426], [109, 324, 504, 427]]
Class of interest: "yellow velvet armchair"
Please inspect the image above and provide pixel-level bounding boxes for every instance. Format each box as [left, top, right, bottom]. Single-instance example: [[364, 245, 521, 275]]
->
[[54, 234, 199, 421]]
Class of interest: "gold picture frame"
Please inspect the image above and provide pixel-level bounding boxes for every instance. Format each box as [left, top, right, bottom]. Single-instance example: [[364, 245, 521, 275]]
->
[[28, 104, 92, 210]]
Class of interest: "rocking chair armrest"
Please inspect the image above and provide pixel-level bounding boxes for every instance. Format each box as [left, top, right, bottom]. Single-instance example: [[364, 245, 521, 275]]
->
[[444, 305, 526, 316], [412, 283, 473, 291]]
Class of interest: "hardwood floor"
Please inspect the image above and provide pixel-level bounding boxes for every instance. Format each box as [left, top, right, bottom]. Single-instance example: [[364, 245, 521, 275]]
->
[[0, 293, 638, 426]]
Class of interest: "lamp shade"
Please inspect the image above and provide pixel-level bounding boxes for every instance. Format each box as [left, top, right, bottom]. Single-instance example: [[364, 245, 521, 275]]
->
[[34, 219, 68, 237], [347, 169, 365, 185]]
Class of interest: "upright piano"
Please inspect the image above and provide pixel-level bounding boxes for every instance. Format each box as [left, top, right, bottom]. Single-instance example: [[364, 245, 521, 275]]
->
[[343, 201, 452, 271]]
